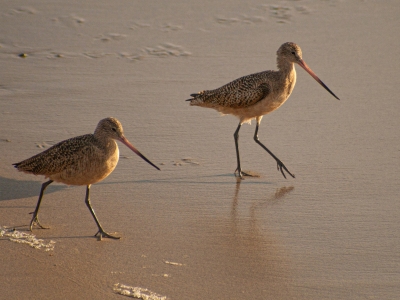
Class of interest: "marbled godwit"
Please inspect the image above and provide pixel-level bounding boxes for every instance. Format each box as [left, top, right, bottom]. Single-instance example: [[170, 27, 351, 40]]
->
[[187, 42, 339, 179], [13, 117, 160, 240]]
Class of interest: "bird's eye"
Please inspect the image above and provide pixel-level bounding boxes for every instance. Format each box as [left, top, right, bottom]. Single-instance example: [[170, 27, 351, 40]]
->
[[111, 127, 117, 132], [291, 51, 296, 55]]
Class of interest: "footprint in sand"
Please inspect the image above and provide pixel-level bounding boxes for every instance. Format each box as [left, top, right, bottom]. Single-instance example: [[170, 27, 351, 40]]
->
[[172, 158, 200, 166], [216, 14, 265, 25], [95, 33, 128, 42], [129, 21, 151, 30], [144, 43, 191, 58], [6, 6, 38, 16], [257, 4, 312, 23], [52, 14, 85, 28], [160, 23, 183, 32], [119, 43, 191, 61]]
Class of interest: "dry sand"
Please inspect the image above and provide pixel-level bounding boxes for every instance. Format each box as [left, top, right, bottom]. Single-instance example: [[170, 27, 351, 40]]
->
[[1, 0, 399, 299]]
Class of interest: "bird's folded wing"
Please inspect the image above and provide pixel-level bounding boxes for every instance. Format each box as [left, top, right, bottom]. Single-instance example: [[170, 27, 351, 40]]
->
[[13, 134, 97, 176], [190, 72, 271, 109]]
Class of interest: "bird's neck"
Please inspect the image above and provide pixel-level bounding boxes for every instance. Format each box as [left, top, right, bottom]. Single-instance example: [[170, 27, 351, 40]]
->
[[277, 58, 295, 77], [93, 132, 116, 150]]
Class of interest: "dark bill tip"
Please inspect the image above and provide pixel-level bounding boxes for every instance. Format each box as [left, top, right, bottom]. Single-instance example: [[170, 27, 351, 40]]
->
[[298, 59, 340, 100]]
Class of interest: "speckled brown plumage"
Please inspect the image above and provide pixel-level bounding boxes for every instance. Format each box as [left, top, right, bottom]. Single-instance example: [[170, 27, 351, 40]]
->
[[13, 117, 160, 240], [187, 42, 339, 178], [14, 134, 108, 178], [14, 119, 122, 186], [190, 71, 272, 109]]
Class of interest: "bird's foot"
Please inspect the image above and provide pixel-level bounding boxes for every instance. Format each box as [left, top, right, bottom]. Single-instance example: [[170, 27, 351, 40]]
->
[[29, 215, 49, 231], [94, 230, 120, 241], [234, 168, 258, 179], [276, 160, 295, 179]]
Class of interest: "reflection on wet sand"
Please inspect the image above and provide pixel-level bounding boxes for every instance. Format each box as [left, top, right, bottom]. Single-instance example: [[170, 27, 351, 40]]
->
[[230, 181, 296, 298], [189, 181, 297, 299]]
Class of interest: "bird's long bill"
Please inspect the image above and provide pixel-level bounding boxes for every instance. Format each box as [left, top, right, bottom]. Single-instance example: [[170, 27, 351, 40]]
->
[[119, 136, 160, 170], [298, 59, 340, 100]]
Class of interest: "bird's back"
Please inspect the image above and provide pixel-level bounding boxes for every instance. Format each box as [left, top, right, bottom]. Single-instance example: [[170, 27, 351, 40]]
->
[[13, 134, 119, 185], [188, 71, 275, 109]]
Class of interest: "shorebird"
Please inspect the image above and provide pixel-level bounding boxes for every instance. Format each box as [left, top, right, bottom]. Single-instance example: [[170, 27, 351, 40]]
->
[[13, 117, 160, 240], [187, 42, 339, 179]]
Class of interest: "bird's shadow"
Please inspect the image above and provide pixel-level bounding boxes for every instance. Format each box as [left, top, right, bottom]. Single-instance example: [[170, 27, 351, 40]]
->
[[101, 173, 275, 186], [0, 176, 66, 201], [1, 172, 273, 202]]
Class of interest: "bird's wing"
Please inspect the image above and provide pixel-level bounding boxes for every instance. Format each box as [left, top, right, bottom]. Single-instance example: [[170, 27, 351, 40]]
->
[[13, 134, 98, 176], [188, 72, 271, 108]]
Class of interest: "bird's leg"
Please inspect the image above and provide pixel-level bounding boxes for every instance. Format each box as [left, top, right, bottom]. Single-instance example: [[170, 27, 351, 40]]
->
[[84, 185, 120, 241], [253, 123, 295, 179], [30, 180, 53, 231], [233, 123, 253, 178]]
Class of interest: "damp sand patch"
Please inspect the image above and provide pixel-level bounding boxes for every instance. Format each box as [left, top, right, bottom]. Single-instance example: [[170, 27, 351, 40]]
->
[[0, 226, 55, 251]]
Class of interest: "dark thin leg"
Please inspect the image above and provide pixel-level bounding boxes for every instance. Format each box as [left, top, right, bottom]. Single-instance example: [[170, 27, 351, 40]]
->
[[253, 123, 295, 179], [30, 180, 53, 231], [84, 185, 120, 240], [233, 123, 254, 179]]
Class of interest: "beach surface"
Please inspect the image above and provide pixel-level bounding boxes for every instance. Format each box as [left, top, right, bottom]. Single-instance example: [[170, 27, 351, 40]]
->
[[1, 0, 399, 299]]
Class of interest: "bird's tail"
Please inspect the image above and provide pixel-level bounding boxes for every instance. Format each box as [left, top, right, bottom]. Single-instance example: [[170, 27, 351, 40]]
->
[[12, 153, 45, 175], [186, 92, 204, 106], [13, 160, 33, 173]]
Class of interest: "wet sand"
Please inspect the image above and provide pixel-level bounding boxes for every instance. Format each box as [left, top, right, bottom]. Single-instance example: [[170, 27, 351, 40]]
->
[[1, 0, 399, 299]]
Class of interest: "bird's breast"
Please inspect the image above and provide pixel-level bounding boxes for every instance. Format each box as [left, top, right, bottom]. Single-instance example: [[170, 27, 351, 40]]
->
[[256, 77, 296, 115], [49, 140, 120, 186], [262, 68, 297, 113]]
